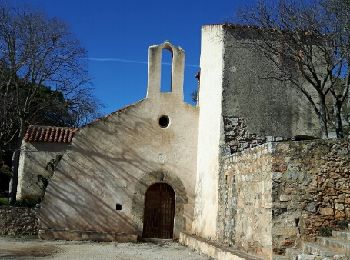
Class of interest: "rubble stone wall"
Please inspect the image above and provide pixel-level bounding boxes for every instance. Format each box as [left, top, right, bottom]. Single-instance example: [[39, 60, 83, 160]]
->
[[0, 206, 38, 235], [218, 139, 350, 257], [218, 144, 273, 258], [222, 116, 267, 155], [272, 139, 350, 254]]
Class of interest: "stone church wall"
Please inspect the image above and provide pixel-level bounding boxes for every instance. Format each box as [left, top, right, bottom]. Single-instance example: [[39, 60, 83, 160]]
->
[[221, 25, 321, 141], [193, 24, 322, 242], [271, 139, 350, 254], [38, 42, 199, 241], [193, 24, 224, 240], [17, 142, 70, 203], [218, 144, 274, 258], [218, 139, 350, 258]]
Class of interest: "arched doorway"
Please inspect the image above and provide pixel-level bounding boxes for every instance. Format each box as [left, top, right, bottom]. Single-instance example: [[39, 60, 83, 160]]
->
[[142, 183, 175, 238]]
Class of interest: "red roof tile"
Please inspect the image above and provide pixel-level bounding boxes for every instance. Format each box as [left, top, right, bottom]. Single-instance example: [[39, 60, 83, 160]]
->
[[24, 125, 78, 144]]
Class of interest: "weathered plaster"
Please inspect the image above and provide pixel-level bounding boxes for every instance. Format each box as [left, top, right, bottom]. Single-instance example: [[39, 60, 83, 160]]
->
[[39, 42, 199, 241], [193, 25, 224, 239], [221, 25, 321, 139], [17, 141, 70, 203]]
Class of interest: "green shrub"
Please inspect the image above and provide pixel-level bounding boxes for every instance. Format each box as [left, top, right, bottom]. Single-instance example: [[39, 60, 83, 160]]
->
[[319, 226, 332, 237], [0, 197, 9, 205], [337, 220, 349, 230], [14, 199, 37, 208]]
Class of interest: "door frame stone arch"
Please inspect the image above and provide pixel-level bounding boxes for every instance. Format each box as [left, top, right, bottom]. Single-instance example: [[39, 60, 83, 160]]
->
[[131, 171, 188, 238]]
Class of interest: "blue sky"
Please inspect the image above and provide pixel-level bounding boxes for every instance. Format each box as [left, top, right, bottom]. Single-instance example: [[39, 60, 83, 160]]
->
[[15, 0, 257, 114]]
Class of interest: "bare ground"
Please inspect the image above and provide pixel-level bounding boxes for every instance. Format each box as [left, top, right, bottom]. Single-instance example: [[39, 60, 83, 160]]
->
[[0, 237, 210, 260]]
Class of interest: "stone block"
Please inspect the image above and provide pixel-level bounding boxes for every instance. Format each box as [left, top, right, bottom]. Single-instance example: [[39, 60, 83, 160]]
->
[[319, 208, 334, 216], [273, 227, 298, 236], [279, 195, 292, 202], [345, 208, 350, 218], [335, 203, 345, 210], [335, 210, 346, 219]]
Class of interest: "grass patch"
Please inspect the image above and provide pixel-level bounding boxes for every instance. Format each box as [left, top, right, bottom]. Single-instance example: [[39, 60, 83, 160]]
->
[[0, 197, 9, 205]]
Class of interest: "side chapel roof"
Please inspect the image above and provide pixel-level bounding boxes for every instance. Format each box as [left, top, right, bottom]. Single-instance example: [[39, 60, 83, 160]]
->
[[24, 125, 78, 144]]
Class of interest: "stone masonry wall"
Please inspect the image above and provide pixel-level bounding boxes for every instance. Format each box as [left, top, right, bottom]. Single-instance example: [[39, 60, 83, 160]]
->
[[218, 144, 274, 258], [222, 116, 267, 154], [272, 139, 350, 254], [218, 139, 350, 257], [0, 206, 38, 235]]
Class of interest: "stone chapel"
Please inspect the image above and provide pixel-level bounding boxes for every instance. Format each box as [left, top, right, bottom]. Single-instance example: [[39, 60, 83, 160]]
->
[[17, 25, 350, 259]]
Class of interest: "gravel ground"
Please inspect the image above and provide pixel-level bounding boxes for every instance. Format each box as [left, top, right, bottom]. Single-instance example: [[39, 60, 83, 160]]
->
[[0, 237, 210, 260]]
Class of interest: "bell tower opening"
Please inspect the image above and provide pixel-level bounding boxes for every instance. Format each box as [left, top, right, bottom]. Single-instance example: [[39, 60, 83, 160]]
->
[[161, 48, 173, 93], [146, 41, 185, 101]]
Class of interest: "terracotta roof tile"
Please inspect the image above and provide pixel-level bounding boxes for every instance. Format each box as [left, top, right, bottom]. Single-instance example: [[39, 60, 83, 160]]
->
[[24, 125, 78, 144]]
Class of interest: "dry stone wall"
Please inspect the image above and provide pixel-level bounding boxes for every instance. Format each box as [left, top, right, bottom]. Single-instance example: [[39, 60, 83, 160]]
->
[[218, 139, 350, 257], [0, 206, 38, 235], [272, 139, 350, 254], [218, 144, 274, 258]]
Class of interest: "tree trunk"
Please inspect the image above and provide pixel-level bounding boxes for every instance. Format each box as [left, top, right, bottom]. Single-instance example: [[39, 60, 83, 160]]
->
[[335, 100, 344, 138], [8, 119, 25, 205], [318, 94, 329, 138]]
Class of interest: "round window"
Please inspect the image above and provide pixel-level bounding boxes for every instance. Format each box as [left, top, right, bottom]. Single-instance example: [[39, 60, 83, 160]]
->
[[158, 115, 170, 128]]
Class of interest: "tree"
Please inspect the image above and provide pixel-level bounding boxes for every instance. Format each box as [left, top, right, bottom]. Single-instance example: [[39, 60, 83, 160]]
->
[[0, 4, 100, 203], [238, 0, 350, 138]]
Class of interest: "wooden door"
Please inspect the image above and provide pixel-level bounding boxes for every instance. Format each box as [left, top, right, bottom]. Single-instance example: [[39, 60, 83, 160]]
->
[[142, 183, 175, 238]]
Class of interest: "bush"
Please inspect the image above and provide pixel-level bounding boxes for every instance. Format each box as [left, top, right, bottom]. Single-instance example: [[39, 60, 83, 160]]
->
[[337, 220, 349, 230], [0, 197, 9, 205], [319, 226, 332, 237]]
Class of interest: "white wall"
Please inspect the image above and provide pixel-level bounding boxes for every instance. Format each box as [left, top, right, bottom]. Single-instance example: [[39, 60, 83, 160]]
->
[[192, 25, 224, 239], [17, 141, 69, 202], [39, 42, 199, 239]]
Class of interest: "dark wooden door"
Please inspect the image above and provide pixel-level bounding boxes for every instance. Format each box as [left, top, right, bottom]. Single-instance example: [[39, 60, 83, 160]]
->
[[142, 183, 175, 238]]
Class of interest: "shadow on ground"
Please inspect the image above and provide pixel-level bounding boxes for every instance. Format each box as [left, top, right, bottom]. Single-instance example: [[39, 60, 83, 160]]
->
[[0, 244, 59, 258]]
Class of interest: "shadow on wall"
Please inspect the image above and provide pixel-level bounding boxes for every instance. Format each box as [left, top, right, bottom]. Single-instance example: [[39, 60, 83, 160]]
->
[[38, 109, 192, 238]]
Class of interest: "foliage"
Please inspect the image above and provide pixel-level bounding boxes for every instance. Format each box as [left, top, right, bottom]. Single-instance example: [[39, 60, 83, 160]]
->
[[0, 197, 9, 205], [319, 226, 332, 237], [336, 220, 349, 230], [0, 3, 101, 203], [0, 164, 11, 177], [238, 0, 350, 138]]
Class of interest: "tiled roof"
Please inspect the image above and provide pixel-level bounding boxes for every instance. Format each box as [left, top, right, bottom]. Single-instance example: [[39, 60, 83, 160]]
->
[[24, 125, 78, 144]]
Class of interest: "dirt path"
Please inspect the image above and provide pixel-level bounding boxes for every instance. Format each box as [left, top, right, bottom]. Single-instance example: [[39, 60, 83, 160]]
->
[[0, 237, 210, 260]]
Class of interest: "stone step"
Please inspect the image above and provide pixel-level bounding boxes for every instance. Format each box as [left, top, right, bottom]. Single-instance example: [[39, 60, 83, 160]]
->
[[295, 254, 321, 260], [316, 237, 350, 254], [303, 242, 346, 257], [272, 255, 289, 260], [297, 255, 348, 260], [332, 231, 350, 241]]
